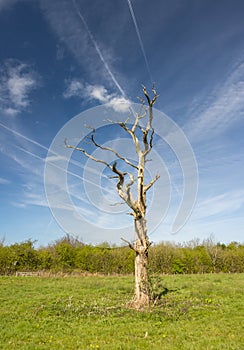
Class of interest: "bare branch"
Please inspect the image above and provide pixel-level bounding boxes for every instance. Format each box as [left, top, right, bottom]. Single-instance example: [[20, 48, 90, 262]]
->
[[112, 161, 125, 188], [151, 83, 160, 105], [124, 172, 136, 207], [106, 118, 140, 152], [149, 128, 155, 150], [65, 85, 161, 309], [111, 162, 137, 213], [65, 138, 138, 214], [140, 85, 159, 157], [143, 84, 160, 107], [144, 174, 160, 193], [137, 96, 145, 105], [109, 202, 125, 206], [117, 122, 142, 156], [106, 115, 145, 158], [120, 237, 135, 251], [142, 85, 151, 105], [89, 128, 138, 170], [143, 127, 155, 157], [125, 172, 136, 189], [64, 138, 111, 169], [131, 108, 147, 133]]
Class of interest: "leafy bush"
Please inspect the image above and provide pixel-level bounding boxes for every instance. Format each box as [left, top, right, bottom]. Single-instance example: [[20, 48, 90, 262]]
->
[[0, 235, 243, 275]]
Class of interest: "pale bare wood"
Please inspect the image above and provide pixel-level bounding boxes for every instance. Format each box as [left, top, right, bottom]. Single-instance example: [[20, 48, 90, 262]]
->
[[65, 86, 160, 309], [144, 174, 160, 193]]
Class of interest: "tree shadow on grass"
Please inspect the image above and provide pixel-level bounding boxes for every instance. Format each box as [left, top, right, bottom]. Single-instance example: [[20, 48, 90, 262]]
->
[[151, 285, 179, 306]]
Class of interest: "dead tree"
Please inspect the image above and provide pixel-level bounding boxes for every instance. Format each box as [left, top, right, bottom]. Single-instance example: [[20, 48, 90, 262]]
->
[[65, 86, 159, 309]]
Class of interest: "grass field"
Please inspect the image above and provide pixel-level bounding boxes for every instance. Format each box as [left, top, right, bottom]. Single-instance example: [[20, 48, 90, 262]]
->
[[0, 274, 243, 349]]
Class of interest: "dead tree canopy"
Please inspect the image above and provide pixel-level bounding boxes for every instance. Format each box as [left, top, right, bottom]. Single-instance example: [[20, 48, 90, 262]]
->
[[65, 86, 160, 309]]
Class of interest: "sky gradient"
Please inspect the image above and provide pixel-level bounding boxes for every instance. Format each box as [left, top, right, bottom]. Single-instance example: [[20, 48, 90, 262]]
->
[[0, 0, 244, 246]]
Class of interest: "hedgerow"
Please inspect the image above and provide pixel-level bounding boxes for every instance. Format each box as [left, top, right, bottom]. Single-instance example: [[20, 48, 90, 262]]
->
[[0, 235, 243, 275]]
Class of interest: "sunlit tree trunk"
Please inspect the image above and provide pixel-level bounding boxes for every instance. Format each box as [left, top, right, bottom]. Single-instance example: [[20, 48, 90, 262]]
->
[[133, 217, 150, 308]]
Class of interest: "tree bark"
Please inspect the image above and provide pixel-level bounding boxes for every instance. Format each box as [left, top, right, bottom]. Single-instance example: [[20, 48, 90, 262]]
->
[[132, 217, 150, 309]]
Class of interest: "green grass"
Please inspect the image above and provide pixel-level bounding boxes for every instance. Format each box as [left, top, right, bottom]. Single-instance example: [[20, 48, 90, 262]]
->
[[0, 274, 243, 349]]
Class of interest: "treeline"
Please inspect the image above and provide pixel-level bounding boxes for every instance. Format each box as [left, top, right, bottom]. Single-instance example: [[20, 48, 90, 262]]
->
[[0, 235, 244, 275]]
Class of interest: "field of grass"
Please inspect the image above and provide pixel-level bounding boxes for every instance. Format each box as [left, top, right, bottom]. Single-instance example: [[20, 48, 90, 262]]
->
[[0, 274, 243, 349]]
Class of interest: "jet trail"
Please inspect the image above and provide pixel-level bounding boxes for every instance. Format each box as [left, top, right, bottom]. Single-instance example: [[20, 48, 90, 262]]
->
[[0, 121, 49, 152], [0, 121, 112, 187], [127, 0, 153, 83], [16, 144, 102, 191], [72, 0, 127, 98]]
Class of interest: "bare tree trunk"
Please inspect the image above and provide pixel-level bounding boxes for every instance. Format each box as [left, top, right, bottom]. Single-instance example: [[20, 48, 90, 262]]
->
[[132, 217, 150, 309]]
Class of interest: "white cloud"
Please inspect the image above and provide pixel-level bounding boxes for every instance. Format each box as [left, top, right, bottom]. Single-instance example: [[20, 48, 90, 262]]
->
[[86, 84, 131, 112], [3, 107, 19, 116], [7, 71, 35, 107], [87, 85, 108, 103], [0, 59, 39, 116], [63, 79, 83, 98], [64, 80, 131, 112], [107, 96, 131, 112]]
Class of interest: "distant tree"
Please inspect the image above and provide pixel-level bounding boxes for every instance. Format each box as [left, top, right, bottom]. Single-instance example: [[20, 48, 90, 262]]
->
[[65, 86, 159, 309], [10, 240, 39, 271], [53, 233, 84, 248]]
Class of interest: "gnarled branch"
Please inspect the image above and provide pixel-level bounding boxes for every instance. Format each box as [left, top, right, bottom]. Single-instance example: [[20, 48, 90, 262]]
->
[[88, 127, 138, 170], [64, 138, 111, 169]]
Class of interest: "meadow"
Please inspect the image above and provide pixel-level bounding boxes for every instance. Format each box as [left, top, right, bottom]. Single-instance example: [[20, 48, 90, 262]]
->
[[0, 273, 243, 349]]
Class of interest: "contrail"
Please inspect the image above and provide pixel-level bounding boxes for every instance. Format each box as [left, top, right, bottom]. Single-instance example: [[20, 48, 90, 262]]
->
[[72, 0, 127, 98], [0, 121, 117, 192], [16, 144, 102, 190], [16, 145, 100, 207], [15, 140, 123, 205], [0, 121, 49, 152], [127, 0, 153, 83]]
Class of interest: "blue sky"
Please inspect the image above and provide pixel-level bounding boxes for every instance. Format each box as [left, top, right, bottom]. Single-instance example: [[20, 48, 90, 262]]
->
[[0, 0, 243, 246]]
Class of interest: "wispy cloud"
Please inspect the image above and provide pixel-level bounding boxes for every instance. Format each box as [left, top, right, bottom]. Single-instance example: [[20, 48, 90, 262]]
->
[[0, 0, 19, 11], [0, 177, 10, 185], [40, 0, 126, 96], [64, 80, 131, 112], [63, 79, 83, 99], [71, 0, 126, 97], [193, 190, 244, 221], [0, 59, 39, 116], [0, 120, 118, 217], [185, 61, 244, 141], [127, 0, 153, 82]]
